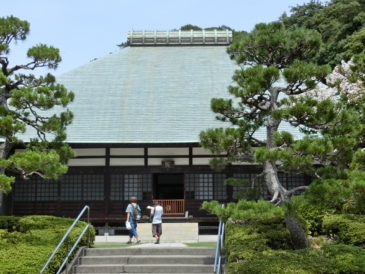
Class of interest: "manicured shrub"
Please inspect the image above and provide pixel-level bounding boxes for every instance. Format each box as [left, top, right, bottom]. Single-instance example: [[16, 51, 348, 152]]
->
[[202, 199, 285, 222], [229, 248, 333, 274], [292, 195, 327, 235], [293, 171, 365, 235], [0, 216, 21, 232], [229, 244, 365, 274], [0, 215, 95, 274], [225, 217, 365, 273], [322, 214, 365, 247], [225, 218, 292, 263]]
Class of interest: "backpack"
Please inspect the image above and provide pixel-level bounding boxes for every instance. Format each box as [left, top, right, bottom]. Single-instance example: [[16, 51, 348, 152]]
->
[[131, 204, 141, 220]]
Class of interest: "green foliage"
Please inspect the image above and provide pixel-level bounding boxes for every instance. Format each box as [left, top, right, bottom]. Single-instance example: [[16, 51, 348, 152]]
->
[[283, 60, 331, 88], [322, 214, 365, 247], [7, 149, 68, 180], [225, 220, 292, 263], [305, 171, 365, 215], [199, 127, 255, 169], [180, 24, 233, 31], [27, 44, 61, 69], [292, 194, 329, 234], [202, 200, 285, 222], [200, 22, 332, 191], [225, 218, 365, 273], [293, 170, 365, 234], [230, 65, 280, 96], [322, 243, 365, 272], [0, 216, 21, 231], [0, 174, 14, 193], [0, 16, 29, 54], [281, 0, 365, 67], [280, 1, 325, 29], [0, 215, 95, 274], [0, 15, 74, 192], [180, 24, 202, 31], [229, 244, 365, 274], [228, 22, 322, 67], [225, 177, 264, 200]]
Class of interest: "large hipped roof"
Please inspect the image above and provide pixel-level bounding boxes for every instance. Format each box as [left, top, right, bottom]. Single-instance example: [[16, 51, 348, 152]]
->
[[58, 46, 237, 143]]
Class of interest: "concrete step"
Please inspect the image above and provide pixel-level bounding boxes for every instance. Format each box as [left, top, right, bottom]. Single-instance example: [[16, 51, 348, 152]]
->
[[81, 255, 214, 265], [76, 264, 214, 273], [85, 247, 215, 256]]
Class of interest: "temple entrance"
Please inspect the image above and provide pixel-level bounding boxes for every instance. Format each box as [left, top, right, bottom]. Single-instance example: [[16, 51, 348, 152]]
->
[[153, 173, 185, 215], [153, 173, 184, 199]]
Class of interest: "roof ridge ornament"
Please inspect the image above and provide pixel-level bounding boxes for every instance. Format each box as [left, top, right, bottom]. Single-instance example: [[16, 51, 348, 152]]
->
[[127, 30, 232, 46]]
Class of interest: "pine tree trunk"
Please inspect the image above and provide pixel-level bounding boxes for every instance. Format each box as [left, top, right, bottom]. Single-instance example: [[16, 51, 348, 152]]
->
[[0, 140, 11, 216], [263, 162, 309, 249], [263, 161, 284, 200], [285, 204, 309, 249], [264, 88, 309, 249]]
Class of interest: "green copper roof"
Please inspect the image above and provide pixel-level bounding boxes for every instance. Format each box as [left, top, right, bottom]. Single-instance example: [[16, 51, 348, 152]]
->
[[57, 46, 235, 143], [43, 45, 302, 144]]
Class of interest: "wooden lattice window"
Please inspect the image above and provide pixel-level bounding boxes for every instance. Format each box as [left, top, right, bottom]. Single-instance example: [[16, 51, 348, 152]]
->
[[124, 174, 152, 201], [83, 174, 104, 200], [61, 175, 82, 201], [13, 176, 57, 201], [36, 179, 58, 201], [186, 173, 227, 200], [111, 174, 152, 201], [13, 178, 36, 201], [61, 174, 104, 201], [110, 174, 124, 201], [213, 174, 227, 200]]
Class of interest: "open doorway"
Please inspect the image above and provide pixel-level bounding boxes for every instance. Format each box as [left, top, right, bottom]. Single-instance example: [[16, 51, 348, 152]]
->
[[153, 173, 184, 199]]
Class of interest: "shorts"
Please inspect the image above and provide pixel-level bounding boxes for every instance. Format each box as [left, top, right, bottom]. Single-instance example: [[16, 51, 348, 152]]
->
[[152, 223, 162, 237]]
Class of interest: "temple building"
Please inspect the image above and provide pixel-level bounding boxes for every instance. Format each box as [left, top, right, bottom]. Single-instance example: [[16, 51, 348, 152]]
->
[[6, 30, 309, 233]]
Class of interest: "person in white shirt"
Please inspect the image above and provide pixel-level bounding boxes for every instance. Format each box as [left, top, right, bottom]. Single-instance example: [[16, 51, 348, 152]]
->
[[150, 201, 163, 244]]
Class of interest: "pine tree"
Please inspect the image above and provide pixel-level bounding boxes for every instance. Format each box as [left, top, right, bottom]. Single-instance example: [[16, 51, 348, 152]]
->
[[0, 16, 74, 211], [200, 22, 333, 249]]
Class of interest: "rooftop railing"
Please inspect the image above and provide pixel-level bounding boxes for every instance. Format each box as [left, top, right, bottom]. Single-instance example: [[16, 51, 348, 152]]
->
[[128, 30, 232, 46]]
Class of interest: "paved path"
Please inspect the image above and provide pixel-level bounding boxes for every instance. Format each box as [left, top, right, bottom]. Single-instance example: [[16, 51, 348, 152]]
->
[[95, 235, 216, 244], [126, 243, 187, 248]]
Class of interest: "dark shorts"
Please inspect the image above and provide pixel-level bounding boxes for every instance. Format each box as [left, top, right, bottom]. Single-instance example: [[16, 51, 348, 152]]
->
[[152, 223, 162, 236]]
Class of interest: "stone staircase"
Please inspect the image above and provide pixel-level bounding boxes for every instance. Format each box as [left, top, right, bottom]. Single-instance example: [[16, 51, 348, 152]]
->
[[72, 246, 215, 273]]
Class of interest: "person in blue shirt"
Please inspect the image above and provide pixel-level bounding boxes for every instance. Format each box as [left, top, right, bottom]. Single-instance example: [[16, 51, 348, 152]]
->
[[125, 196, 141, 244]]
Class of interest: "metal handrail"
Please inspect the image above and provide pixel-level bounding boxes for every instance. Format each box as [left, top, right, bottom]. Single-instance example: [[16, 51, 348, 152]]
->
[[40, 205, 90, 274], [214, 205, 225, 274]]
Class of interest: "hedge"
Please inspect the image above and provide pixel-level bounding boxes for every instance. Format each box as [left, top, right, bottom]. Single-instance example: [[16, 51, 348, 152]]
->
[[322, 214, 365, 247], [226, 219, 365, 274], [0, 215, 95, 274]]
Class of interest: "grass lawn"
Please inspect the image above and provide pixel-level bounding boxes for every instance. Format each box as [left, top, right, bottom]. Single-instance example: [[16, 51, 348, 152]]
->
[[185, 242, 216, 247]]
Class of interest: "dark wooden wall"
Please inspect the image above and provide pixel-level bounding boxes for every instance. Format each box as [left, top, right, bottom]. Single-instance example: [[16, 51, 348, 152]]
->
[[7, 165, 263, 222]]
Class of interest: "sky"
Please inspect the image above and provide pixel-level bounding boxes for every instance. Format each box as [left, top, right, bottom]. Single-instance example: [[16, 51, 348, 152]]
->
[[1, 0, 311, 76]]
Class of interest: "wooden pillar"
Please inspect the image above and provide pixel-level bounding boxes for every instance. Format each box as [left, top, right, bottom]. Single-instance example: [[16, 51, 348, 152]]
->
[[104, 148, 111, 219]]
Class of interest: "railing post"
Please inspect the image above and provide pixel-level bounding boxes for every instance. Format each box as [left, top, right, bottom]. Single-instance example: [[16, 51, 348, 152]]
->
[[214, 204, 225, 274], [87, 207, 90, 247], [214, 219, 222, 273], [40, 205, 90, 274]]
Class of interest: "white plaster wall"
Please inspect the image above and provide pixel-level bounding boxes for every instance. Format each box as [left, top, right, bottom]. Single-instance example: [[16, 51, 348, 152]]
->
[[148, 158, 189, 166], [148, 147, 188, 156], [73, 148, 106, 156], [68, 158, 105, 166], [110, 158, 144, 166], [192, 147, 212, 155], [110, 148, 144, 156], [192, 158, 212, 165]]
